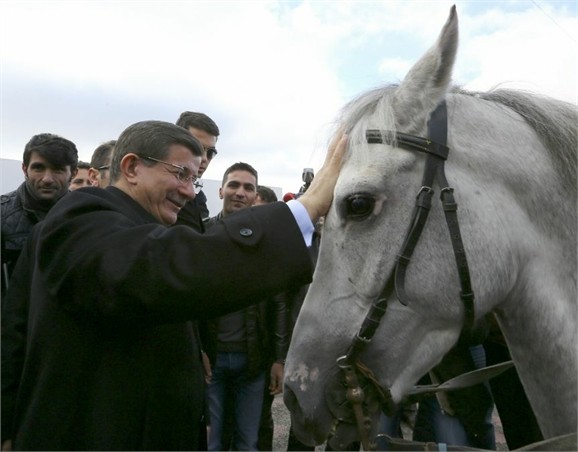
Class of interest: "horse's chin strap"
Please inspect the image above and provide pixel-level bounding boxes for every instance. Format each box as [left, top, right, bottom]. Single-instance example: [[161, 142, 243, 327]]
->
[[334, 101, 480, 450]]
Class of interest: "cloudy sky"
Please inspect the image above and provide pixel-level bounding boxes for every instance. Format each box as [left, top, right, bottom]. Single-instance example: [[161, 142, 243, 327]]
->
[[1, 0, 576, 194]]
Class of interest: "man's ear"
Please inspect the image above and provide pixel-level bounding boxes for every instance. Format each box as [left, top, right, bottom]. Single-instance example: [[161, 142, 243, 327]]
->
[[120, 153, 141, 185], [21, 163, 28, 179], [88, 167, 99, 186], [219, 187, 224, 199]]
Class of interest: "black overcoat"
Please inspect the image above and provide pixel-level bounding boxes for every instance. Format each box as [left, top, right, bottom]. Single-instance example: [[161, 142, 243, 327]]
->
[[1, 186, 312, 451]]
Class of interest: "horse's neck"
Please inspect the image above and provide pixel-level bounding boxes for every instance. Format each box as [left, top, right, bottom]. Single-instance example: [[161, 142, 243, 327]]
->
[[497, 274, 577, 437]]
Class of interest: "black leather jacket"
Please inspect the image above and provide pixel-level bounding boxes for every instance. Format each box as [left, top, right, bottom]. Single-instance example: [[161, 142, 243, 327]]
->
[[175, 190, 209, 233], [1, 183, 52, 297]]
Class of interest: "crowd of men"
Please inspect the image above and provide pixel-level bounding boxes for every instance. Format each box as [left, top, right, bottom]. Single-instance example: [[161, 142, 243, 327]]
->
[[1, 111, 347, 451]]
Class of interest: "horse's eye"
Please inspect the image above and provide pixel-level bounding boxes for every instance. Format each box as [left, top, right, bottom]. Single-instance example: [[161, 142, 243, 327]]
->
[[346, 195, 375, 218]]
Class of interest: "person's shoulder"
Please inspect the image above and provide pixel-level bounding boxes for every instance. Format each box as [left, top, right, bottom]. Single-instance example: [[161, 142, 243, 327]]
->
[[1, 183, 23, 203], [61, 186, 115, 203], [47, 186, 122, 218], [1, 186, 23, 216], [203, 211, 222, 229], [1, 190, 17, 204], [47, 186, 158, 226]]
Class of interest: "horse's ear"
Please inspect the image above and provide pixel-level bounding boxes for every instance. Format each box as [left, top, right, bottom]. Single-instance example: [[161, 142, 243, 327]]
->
[[393, 5, 458, 128]]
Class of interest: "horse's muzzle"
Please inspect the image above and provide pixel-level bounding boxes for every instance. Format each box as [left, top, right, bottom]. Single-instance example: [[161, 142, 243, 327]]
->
[[283, 385, 332, 446]]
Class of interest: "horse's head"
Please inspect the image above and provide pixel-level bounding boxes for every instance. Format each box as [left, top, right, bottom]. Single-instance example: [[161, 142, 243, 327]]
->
[[284, 6, 471, 447]]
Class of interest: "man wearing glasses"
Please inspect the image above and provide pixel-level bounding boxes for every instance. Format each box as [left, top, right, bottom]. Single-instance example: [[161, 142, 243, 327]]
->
[[1, 120, 347, 451], [175, 111, 219, 233]]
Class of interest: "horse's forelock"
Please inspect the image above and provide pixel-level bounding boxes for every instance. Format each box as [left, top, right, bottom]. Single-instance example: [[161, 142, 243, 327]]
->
[[337, 85, 400, 153]]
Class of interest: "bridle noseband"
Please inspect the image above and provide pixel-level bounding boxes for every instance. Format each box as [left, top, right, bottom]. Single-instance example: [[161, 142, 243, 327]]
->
[[329, 101, 477, 451]]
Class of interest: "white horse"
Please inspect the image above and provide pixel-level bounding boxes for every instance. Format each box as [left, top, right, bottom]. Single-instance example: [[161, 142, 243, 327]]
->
[[284, 6, 577, 448]]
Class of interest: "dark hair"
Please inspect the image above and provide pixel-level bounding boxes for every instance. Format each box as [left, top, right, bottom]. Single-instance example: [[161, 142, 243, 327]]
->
[[90, 140, 116, 169], [221, 162, 258, 186], [77, 161, 91, 170], [110, 121, 203, 183], [176, 111, 220, 138], [256, 185, 278, 203], [23, 133, 78, 172]]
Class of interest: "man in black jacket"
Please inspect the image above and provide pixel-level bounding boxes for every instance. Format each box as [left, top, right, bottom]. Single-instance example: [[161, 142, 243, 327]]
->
[[1, 133, 78, 301], [1, 120, 347, 451], [175, 111, 220, 232], [203, 164, 289, 451]]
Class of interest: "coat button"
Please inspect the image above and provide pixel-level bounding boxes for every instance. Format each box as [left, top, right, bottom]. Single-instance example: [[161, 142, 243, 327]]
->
[[239, 228, 253, 237]]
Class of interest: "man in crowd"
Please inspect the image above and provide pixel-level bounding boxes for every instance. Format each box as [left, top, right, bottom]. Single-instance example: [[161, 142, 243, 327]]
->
[[253, 185, 285, 451], [88, 140, 116, 188], [174, 111, 221, 398], [69, 161, 92, 191], [1, 120, 347, 451], [1, 133, 78, 299], [254, 185, 278, 206], [203, 165, 289, 451], [175, 111, 219, 232]]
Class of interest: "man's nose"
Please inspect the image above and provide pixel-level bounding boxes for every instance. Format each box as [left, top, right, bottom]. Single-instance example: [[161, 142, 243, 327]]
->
[[201, 151, 209, 167], [179, 181, 196, 200], [41, 170, 56, 183]]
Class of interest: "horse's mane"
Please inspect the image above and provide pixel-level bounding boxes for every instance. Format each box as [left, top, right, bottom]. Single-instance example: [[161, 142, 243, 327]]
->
[[339, 84, 577, 188], [456, 87, 578, 188]]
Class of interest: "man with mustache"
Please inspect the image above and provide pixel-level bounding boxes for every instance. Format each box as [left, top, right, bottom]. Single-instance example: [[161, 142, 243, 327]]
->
[[1, 133, 78, 300]]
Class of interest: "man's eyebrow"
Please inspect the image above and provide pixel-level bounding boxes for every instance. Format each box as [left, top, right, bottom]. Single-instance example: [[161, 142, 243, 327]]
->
[[29, 162, 67, 171]]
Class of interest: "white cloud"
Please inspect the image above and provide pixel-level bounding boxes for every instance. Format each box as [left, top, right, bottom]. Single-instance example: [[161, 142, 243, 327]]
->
[[1, 1, 576, 194], [457, 5, 578, 102]]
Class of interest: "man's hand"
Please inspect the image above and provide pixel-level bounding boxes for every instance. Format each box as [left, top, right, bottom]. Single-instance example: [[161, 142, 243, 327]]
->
[[298, 132, 348, 223], [2, 439, 12, 451], [202, 351, 212, 385], [269, 362, 284, 395]]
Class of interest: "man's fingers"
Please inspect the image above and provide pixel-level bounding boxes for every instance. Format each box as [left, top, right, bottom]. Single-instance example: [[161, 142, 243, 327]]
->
[[323, 130, 348, 167]]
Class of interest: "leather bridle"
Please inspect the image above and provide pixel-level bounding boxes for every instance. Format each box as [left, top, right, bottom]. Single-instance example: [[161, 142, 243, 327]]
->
[[328, 101, 478, 450]]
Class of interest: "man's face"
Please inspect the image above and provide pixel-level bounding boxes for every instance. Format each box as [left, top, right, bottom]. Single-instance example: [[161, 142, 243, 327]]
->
[[219, 170, 257, 216], [131, 144, 201, 225], [254, 193, 269, 206], [188, 127, 217, 178], [23, 152, 73, 202], [69, 168, 91, 191]]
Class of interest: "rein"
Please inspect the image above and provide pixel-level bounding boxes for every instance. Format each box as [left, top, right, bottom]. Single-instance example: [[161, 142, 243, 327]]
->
[[330, 101, 480, 451]]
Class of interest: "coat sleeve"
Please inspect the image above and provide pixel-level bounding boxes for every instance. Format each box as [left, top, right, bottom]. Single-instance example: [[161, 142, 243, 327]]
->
[[37, 199, 313, 325], [270, 291, 291, 363], [1, 226, 39, 443]]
